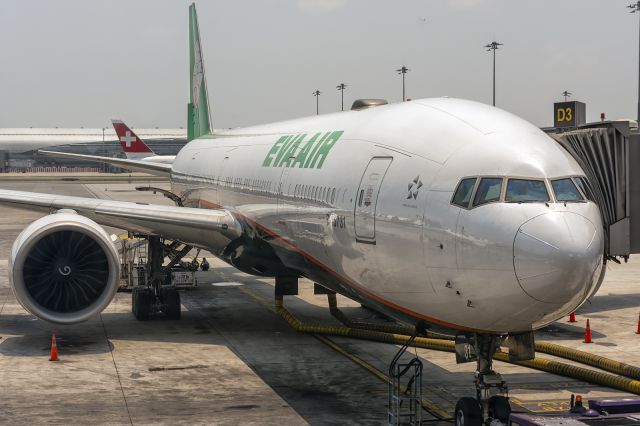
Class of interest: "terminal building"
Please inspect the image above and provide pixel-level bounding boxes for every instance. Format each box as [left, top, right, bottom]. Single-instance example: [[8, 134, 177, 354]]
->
[[0, 127, 187, 172]]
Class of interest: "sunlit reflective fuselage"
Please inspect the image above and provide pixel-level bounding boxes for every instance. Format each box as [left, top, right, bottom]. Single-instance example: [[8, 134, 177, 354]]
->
[[171, 98, 604, 334]]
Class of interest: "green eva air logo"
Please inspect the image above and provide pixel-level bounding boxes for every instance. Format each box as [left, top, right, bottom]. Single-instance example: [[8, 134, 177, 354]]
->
[[262, 131, 343, 169]]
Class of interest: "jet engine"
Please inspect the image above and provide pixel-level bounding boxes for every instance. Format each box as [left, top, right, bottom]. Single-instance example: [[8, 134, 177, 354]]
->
[[9, 210, 120, 324]]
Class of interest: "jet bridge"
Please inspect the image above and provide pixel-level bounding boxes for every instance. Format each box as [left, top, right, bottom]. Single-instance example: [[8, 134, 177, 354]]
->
[[549, 121, 640, 259]]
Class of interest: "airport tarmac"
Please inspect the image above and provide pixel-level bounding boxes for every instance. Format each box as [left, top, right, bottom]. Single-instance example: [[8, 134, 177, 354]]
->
[[1, 178, 640, 425]]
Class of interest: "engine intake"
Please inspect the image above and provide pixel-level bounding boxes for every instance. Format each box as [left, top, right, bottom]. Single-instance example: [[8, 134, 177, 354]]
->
[[9, 211, 120, 324]]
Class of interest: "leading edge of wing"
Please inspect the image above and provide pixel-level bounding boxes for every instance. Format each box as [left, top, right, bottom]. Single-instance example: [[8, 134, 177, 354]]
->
[[0, 189, 242, 251], [37, 150, 172, 177]]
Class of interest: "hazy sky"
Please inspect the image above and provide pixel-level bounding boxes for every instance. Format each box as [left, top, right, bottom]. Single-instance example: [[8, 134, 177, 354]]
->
[[0, 0, 637, 129]]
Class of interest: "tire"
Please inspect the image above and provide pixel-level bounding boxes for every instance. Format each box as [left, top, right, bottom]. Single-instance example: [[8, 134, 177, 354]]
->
[[488, 395, 511, 424], [454, 397, 482, 426], [135, 288, 152, 321], [163, 288, 181, 320]]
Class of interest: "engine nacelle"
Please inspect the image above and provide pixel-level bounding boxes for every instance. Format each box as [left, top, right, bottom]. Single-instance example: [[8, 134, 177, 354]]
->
[[9, 210, 120, 324]]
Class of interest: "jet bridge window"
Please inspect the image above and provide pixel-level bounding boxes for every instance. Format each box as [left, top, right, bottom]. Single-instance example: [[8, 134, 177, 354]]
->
[[472, 177, 503, 207], [574, 176, 595, 202], [452, 177, 477, 208], [551, 178, 584, 202], [505, 179, 550, 203]]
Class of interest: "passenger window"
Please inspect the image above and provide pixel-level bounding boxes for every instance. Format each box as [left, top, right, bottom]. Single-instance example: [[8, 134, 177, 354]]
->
[[551, 178, 584, 202], [505, 179, 549, 202], [452, 178, 477, 208], [331, 188, 336, 204], [473, 177, 503, 207], [574, 176, 595, 201]]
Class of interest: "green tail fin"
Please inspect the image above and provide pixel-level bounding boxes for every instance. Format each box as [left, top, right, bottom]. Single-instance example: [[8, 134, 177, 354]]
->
[[188, 3, 212, 142]]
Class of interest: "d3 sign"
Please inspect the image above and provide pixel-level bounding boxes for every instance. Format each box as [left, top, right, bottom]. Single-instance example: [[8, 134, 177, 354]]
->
[[554, 101, 585, 128]]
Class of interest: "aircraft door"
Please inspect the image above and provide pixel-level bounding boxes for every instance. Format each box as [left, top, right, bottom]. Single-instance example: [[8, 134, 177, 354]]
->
[[354, 157, 393, 242]]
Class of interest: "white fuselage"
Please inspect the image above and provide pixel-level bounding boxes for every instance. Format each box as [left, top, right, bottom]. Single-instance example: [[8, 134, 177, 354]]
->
[[170, 98, 604, 334]]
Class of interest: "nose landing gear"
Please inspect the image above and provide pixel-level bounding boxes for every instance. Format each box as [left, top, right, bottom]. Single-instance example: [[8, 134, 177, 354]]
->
[[454, 334, 511, 426]]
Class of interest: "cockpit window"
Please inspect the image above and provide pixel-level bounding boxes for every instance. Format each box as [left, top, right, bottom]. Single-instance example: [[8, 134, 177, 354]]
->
[[473, 177, 503, 207], [505, 179, 550, 203], [551, 178, 584, 202], [574, 176, 595, 201], [452, 177, 477, 208]]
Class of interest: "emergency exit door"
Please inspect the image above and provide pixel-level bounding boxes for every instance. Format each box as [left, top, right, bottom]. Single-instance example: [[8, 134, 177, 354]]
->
[[355, 157, 392, 242]]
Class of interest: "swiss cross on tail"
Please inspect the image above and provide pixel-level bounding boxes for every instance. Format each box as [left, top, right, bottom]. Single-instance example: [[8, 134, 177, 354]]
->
[[111, 120, 154, 159], [120, 131, 136, 148]]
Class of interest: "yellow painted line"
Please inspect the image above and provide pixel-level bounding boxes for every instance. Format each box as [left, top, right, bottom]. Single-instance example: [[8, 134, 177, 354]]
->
[[509, 397, 570, 413], [237, 286, 453, 421], [314, 333, 453, 420]]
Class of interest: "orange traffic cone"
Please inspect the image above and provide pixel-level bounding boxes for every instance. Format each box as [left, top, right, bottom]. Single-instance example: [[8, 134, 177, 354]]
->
[[49, 333, 59, 361], [636, 313, 640, 335], [569, 312, 576, 323], [584, 319, 592, 343]]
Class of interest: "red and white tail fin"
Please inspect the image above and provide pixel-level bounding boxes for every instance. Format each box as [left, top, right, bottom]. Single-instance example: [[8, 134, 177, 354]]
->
[[111, 120, 154, 160]]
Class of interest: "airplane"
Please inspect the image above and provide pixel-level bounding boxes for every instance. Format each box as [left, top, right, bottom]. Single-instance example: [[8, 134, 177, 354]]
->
[[1, 4, 604, 424], [112, 119, 176, 164]]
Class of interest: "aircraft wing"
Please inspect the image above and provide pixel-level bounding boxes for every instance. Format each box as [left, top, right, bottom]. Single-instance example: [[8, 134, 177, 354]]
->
[[0, 189, 242, 252], [38, 149, 172, 177]]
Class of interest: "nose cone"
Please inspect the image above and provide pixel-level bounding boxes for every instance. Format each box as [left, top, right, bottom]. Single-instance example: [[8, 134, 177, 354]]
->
[[514, 212, 603, 304]]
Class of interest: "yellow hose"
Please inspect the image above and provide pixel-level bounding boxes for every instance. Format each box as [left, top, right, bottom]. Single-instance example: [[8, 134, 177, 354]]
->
[[274, 296, 640, 396], [326, 294, 453, 340], [533, 341, 640, 381], [328, 295, 640, 382]]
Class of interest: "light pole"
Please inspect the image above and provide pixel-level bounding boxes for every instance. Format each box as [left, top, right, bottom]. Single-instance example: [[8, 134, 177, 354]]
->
[[336, 83, 347, 111], [396, 66, 410, 102], [629, 1, 640, 122], [312, 90, 321, 115], [485, 41, 503, 106], [562, 91, 572, 102]]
